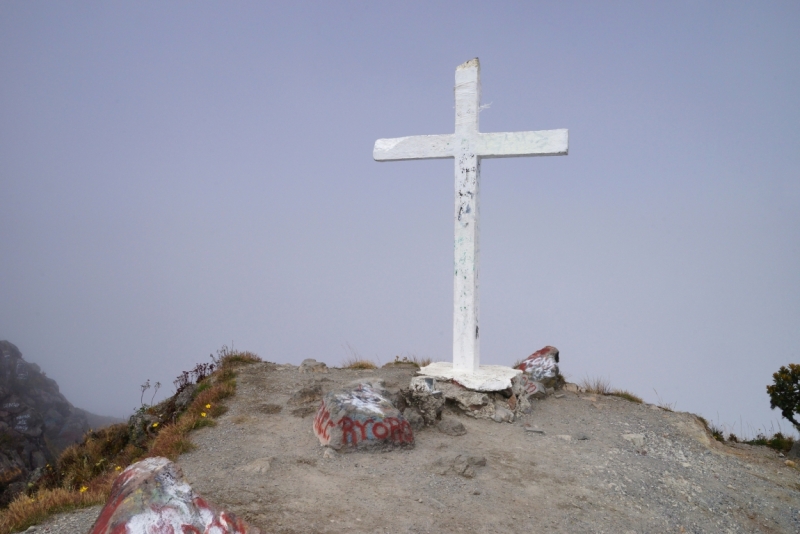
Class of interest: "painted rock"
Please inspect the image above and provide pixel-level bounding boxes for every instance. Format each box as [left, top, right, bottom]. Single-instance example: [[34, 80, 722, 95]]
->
[[313, 380, 414, 451], [90, 456, 260, 534], [515, 346, 560, 389]]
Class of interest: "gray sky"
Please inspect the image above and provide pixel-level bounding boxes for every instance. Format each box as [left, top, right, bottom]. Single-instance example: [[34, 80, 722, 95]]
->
[[1, 2, 798, 438]]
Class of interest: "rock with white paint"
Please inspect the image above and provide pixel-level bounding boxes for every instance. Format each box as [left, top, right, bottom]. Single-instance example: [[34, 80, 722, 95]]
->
[[312, 380, 414, 451], [89, 457, 260, 534], [514, 346, 561, 389]]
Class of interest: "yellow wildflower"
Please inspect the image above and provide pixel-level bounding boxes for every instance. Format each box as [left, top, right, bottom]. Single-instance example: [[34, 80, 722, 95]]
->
[[152, 422, 159, 428], [115, 466, 122, 471], [205, 404, 211, 409], [200, 412, 207, 417], [80, 486, 88, 493]]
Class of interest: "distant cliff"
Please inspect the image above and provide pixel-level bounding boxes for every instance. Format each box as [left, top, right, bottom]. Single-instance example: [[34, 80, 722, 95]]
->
[[0, 341, 92, 506]]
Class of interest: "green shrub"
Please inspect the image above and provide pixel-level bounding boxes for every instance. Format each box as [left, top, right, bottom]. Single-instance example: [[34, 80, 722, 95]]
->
[[767, 364, 800, 432]]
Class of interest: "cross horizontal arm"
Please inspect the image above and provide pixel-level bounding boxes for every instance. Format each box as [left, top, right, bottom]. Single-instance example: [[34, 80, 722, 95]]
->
[[373, 134, 454, 161], [476, 129, 568, 159]]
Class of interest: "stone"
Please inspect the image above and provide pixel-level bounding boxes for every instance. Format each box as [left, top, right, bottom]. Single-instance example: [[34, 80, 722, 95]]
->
[[288, 384, 323, 405], [432, 454, 487, 478], [437, 418, 467, 436], [399, 377, 445, 425], [622, 433, 646, 447], [373, 59, 568, 375], [89, 457, 260, 534], [524, 426, 545, 434], [237, 457, 272, 475], [299, 359, 328, 374], [435, 381, 495, 420], [174, 384, 197, 410], [515, 346, 561, 389], [403, 408, 425, 431], [492, 406, 515, 424], [787, 440, 800, 459], [563, 383, 579, 393], [556, 435, 572, 442], [312, 380, 413, 451]]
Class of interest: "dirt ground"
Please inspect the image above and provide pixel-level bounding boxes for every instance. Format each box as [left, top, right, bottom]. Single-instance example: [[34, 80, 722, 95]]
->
[[31, 361, 800, 533]]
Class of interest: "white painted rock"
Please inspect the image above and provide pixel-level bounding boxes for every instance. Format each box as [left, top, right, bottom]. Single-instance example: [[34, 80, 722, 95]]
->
[[515, 346, 560, 390], [313, 380, 414, 451], [89, 457, 260, 534]]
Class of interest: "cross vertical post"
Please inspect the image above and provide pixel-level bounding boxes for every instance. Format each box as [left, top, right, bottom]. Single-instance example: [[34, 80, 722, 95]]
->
[[453, 59, 481, 374]]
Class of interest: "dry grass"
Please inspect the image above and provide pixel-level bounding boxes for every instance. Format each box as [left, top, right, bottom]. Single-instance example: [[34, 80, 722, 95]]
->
[[342, 357, 378, 370], [609, 390, 644, 403], [580, 377, 643, 403], [0, 482, 111, 534], [0, 348, 255, 534], [580, 376, 613, 395]]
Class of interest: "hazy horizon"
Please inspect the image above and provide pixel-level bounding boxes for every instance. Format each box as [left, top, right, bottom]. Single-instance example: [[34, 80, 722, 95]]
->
[[1, 2, 799, 439]]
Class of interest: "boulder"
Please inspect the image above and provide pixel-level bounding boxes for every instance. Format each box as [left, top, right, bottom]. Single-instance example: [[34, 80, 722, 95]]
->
[[312, 380, 414, 451], [90, 457, 260, 534], [515, 346, 561, 389]]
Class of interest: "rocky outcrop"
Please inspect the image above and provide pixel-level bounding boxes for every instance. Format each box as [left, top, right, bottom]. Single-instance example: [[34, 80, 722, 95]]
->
[[0, 340, 90, 506]]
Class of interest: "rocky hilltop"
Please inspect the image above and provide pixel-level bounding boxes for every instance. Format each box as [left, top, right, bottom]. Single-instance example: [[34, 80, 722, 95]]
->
[[0, 341, 91, 506]]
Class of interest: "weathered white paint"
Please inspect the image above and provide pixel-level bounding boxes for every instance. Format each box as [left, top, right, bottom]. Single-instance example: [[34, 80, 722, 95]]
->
[[416, 361, 522, 391], [373, 58, 568, 378]]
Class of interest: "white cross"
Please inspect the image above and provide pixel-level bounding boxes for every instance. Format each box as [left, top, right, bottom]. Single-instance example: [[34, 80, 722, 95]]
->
[[374, 58, 568, 387]]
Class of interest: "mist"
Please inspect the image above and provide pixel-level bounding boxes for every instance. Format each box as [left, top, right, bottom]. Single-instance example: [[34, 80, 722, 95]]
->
[[1, 1, 798, 438]]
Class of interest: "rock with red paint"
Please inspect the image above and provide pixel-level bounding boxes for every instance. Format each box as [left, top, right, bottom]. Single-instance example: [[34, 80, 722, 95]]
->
[[313, 379, 414, 451], [90, 456, 261, 534], [515, 345, 561, 389]]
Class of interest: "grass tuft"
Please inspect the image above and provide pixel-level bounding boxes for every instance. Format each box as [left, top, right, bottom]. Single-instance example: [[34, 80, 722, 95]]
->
[[580, 376, 613, 396], [609, 390, 644, 403], [342, 358, 378, 370]]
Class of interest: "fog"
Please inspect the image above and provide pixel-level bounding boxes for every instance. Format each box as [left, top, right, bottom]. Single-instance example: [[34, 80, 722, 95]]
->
[[1, 2, 798, 438]]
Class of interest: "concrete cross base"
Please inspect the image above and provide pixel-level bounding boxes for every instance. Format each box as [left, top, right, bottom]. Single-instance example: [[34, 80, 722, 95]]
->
[[417, 362, 522, 392]]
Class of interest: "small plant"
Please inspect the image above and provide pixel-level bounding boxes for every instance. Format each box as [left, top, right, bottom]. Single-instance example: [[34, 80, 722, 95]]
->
[[767, 364, 800, 432], [653, 389, 676, 411]]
